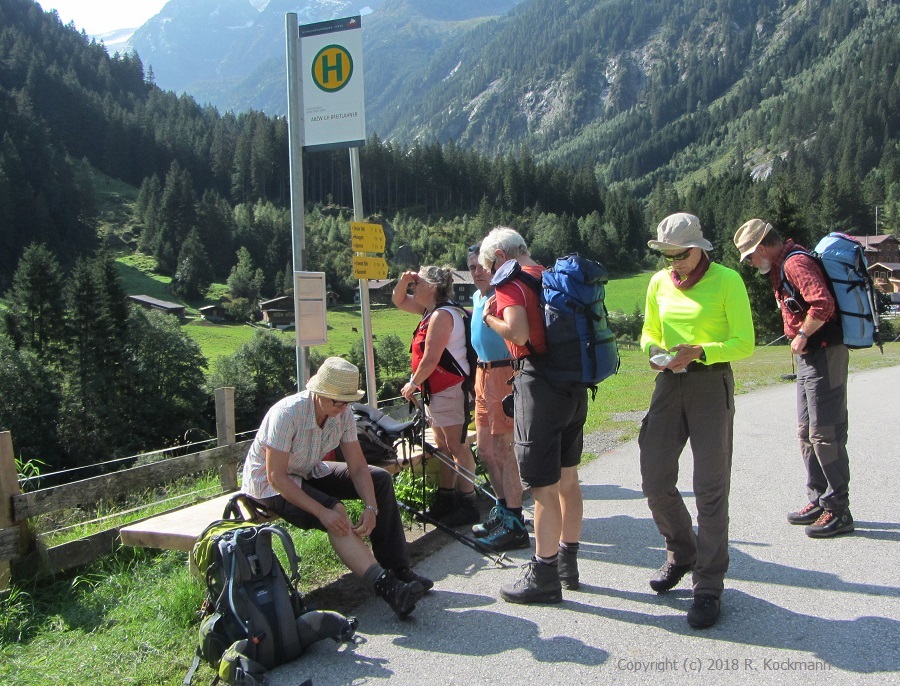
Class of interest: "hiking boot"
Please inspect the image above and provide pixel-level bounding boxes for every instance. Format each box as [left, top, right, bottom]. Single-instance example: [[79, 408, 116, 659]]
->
[[439, 492, 480, 528], [426, 489, 455, 521], [649, 561, 692, 594], [393, 567, 434, 592], [472, 505, 506, 538], [482, 513, 530, 552], [687, 594, 721, 629], [373, 569, 426, 618], [787, 502, 824, 525], [500, 557, 562, 604], [805, 509, 854, 538], [557, 547, 579, 591]]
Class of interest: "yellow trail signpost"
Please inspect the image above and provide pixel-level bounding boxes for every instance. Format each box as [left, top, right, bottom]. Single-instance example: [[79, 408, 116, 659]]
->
[[352, 255, 389, 280], [351, 221, 386, 253]]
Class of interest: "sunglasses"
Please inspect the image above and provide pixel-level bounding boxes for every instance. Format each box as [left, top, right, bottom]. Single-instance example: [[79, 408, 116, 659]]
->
[[330, 398, 350, 408], [467, 244, 481, 254], [663, 248, 694, 262]]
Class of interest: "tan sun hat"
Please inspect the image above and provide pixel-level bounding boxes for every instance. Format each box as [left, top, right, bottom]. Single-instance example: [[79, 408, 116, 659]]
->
[[306, 357, 365, 402], [648, 213, 713, 252], [733, 219, 773, 262]]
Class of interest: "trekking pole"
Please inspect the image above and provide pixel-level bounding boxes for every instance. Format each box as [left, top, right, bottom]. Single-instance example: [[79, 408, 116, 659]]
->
[[419, 442, 498, 504], [408, 396, 499, 504], [397, 501, 511, 567]]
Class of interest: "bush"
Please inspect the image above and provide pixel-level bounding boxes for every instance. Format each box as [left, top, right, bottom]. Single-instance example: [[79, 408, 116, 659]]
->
[[223, 297, 254, 322], [608, 306, 644, 343]]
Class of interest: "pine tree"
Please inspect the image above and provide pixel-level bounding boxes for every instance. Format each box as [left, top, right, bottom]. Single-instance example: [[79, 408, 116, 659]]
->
[[155, 161, 197, 274], [172, 228, 214, 299], [55, 252, 130, 464], [3, 243, 66, 359], [227, 247, 264, 302]]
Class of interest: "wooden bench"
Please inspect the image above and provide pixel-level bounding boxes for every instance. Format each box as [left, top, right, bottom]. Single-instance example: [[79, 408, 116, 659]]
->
[[119, 492, 259, 552], [119, 428, 473, 553]]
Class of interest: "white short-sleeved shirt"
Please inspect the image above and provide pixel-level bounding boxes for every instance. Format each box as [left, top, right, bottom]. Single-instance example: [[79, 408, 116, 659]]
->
[[241, 391, 357, 499]]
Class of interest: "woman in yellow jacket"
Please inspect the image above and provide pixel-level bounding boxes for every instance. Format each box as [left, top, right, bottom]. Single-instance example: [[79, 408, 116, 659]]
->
[[639, 213, 755, 630]]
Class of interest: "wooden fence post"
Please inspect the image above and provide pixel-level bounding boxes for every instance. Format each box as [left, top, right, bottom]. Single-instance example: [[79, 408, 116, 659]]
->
[[215, 388, 238, 492], [0, 432, 24, 593]]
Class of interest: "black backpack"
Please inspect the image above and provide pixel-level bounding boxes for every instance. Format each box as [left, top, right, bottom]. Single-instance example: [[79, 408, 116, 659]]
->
[[186, 498, 358, 686], [411, 301, 478, 439], [334, 405, 400, 467], [438, 301, 479, 394]]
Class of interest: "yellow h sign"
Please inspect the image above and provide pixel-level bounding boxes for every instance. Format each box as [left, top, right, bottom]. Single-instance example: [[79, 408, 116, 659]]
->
[[312, 45, 353, 92]]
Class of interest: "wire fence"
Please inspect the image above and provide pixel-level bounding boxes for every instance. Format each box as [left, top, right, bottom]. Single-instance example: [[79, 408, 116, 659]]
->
[[17, 435, 221, 488]]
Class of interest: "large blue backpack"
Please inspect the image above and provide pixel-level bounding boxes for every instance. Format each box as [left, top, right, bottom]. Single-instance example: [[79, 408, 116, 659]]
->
[[491, 254, 620, 387], [781, 232, 882, 350], [187, 500, 358, 686]]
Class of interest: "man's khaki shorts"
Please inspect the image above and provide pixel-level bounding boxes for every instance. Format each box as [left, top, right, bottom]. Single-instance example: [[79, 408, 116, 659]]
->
[[475, 365, 514, 434]]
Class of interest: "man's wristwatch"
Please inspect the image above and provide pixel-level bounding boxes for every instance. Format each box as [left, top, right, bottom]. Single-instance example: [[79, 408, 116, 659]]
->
[[797, 330, 808, 339], [365, 504, 378, 516]]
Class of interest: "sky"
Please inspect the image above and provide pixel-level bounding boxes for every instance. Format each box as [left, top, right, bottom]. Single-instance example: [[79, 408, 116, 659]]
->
[[37, 0, 170, 35]]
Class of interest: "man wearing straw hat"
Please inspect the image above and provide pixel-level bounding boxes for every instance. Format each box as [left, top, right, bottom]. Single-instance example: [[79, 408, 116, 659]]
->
[[733, 219, 853, 540], [241, 356, 432, 619]]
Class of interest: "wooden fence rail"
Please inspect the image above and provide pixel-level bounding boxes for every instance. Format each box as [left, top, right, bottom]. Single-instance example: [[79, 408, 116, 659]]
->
[[0, 388, 243, 593]]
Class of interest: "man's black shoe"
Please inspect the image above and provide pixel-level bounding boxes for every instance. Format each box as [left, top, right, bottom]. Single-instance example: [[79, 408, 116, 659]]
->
[[787, 502, 823, 525], [649, 562, 692, 594], [373, 570, 425, 618], [500, 558, 562, 604], [687, 594, 721, 629], [805, 509, 854, 538], [394, 566, 434, 591]]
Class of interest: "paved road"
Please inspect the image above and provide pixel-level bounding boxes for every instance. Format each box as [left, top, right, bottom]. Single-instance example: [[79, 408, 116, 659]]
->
[[274, 366, 900, 686]]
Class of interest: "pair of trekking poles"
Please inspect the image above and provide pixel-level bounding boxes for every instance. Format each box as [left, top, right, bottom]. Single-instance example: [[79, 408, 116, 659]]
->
[[353, 396, 516, 566]]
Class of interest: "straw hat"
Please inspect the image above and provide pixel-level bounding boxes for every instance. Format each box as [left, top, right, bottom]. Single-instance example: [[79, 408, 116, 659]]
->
[[733, 219, 773, 262], [648, 213, 713, 252], [306, 357, 365, 402]]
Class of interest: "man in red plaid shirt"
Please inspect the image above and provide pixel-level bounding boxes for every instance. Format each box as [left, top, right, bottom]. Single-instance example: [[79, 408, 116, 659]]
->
[[734, 219, 853, 539]]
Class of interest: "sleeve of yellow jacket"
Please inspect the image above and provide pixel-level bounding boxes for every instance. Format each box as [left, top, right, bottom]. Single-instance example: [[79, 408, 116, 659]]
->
[[640, 262, 755, 365]]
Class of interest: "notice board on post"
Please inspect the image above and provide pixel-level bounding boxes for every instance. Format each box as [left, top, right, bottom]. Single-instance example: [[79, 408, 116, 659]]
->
[[293, 271, 327, 347], [300, 16, 366, 151]]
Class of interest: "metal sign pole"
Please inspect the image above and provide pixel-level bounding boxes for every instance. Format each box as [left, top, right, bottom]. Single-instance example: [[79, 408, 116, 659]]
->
[[350, 146, 378, 408], [286, 13, 308, 391]]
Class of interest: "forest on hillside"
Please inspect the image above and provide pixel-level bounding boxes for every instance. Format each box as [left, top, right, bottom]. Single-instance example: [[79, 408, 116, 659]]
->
[[1, 0, 899, 470]]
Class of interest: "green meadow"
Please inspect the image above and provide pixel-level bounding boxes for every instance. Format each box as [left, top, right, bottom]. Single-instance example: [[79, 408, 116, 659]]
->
[[115, 254, 652, 365]]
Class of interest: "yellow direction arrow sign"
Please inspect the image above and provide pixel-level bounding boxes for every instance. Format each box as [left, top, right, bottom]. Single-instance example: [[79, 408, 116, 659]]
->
[[351, 222, 386, 253], [353, 255, 389, 280]]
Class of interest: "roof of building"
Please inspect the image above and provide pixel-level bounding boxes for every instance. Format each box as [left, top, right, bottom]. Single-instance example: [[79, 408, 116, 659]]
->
[[128, 295, 185, 311], [451, 269, 474, 285], [354, 279, 396, 291], [259, 296, 293, 309], [854, 234, 899, 248]]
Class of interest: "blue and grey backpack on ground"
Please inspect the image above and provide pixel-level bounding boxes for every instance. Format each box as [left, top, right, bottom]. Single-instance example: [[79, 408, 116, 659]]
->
[[186, 496, 358, 686]]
